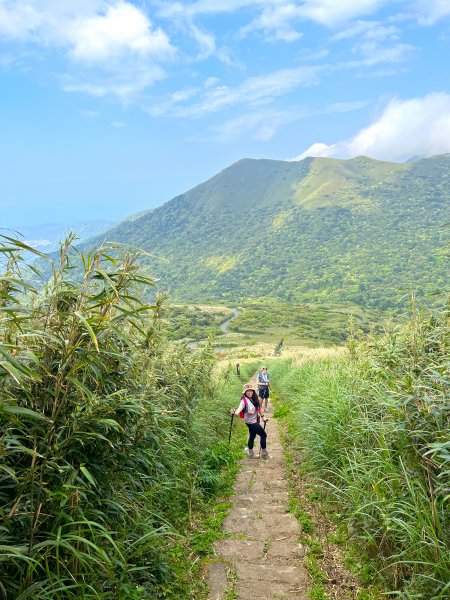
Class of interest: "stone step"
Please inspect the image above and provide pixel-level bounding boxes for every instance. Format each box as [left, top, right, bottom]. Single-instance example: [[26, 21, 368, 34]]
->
[[235, 562, 309, 584], [214, 539, 305, 564], [224, 512, 299, 537], [236, 580, 308, 600], [208, 415, 309, 600], [229, 492, 289, 505]]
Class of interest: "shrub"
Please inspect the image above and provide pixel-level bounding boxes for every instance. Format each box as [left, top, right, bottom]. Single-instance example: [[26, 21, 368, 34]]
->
[[0, 236, 227, 599]]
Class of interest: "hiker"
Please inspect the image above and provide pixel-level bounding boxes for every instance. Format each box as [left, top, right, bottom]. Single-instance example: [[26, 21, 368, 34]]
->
[[257, 366, 270, 411], [231, 384, 268, 459]]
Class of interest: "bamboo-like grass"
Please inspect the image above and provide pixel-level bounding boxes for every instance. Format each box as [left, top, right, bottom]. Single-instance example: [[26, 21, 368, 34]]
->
[[270, 302, 449, 599], [0, 236, 233, 599]]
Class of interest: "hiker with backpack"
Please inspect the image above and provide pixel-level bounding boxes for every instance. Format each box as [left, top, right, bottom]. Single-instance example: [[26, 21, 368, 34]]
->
[[257, 366, 271, 411], [230, 384, 269, 459]]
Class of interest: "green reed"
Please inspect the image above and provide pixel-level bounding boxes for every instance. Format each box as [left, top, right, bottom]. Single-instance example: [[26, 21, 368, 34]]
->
[[0, 236, 232, 599], [270, 301, 449, 599]]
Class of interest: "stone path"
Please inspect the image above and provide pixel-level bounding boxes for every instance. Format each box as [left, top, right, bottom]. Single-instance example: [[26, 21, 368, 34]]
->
[[208, 411, 309, 599]]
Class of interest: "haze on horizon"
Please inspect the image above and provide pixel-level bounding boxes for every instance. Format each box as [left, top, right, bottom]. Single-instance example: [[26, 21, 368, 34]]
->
[[1, 0, 450, 227]]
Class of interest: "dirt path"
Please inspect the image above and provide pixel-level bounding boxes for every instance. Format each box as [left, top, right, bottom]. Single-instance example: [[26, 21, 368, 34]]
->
[[208, 413, 309, 599]]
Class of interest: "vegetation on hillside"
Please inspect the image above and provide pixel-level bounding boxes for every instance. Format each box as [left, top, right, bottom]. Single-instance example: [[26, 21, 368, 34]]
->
[[164, 304, 231, 342], [0, 236, 242, 599], [228, 299, 383, 346], [85, 155, 449, 310], [160, 300, 382, 348], [270, 301, 449, 598]]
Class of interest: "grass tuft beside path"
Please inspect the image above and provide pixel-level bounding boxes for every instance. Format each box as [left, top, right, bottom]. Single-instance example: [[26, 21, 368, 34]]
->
[[267, 303, 448, 600]]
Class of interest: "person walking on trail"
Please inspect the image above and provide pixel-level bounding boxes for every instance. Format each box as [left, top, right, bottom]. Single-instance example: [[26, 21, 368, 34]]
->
[[257, 366, 271, 411], [231, 384, 268, 459]]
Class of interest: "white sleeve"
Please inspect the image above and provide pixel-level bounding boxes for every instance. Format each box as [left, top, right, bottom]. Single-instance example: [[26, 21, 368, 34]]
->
[[234, 399, 245, 415]]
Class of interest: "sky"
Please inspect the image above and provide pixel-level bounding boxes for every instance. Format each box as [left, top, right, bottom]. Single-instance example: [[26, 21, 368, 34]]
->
[[1, 0, 450, 226]]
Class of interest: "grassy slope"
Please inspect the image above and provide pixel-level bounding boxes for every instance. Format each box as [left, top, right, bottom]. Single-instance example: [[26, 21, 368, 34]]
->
[[163, 299, 384, 350], [85, 154, 449, 310], [267, 303, 449, 599]]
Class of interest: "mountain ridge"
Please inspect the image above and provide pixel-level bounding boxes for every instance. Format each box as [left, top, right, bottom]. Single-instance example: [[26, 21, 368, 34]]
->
[[86, 154, 449, 310]]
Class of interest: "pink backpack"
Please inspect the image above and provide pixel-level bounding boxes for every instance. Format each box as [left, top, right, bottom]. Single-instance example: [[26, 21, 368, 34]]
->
[[239, 397, 261, 421]]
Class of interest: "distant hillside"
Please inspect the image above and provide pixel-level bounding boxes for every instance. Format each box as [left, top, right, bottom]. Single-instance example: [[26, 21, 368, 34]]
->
[[10, 220, 115, 254], [87, 155, 449, 310]]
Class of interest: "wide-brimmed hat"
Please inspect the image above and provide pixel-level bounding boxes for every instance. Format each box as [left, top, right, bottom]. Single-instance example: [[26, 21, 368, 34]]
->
[[242, 383, 257, 394]]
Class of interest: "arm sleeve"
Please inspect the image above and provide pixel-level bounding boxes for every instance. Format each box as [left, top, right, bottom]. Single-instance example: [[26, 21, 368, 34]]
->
[[234, 399, 245, 415]]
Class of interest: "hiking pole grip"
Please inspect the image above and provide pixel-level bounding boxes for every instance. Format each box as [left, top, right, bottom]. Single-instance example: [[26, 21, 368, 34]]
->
[[228, 413, 234, 444]]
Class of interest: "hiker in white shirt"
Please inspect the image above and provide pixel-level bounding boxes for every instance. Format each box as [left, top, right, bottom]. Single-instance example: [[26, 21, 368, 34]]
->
[[257, 366, 270, 411], [231, 384, 268, 459]]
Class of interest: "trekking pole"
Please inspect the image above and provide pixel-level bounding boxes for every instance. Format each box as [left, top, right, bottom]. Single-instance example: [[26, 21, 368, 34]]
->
[[228, 413, 234, 444], [258, 418, 268, 458]]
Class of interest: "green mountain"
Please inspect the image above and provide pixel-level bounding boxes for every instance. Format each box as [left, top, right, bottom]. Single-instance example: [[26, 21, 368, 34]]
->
[[89, 155, 449, 310]]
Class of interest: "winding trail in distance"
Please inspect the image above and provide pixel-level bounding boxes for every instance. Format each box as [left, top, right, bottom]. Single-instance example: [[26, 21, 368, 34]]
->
[[219, 308, 240, 334], [187, 307, 240, 350]]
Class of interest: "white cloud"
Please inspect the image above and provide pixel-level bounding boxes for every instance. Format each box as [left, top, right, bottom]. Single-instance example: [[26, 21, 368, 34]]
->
[[159, 0, 390, 43], [81, 109, 99, 118], [353, 23, 414, 67], [148, 65, 321, 118], [188, 23, 217, 58], [331, 19, 379, 40], [67, 2, 173, 63], [0, 1, 174, 98], [63, 63, 167, 99], [330, 20, 415, 69], [413, 0, 450, 24], [327, 100, 370, 112], [159, 0, 388, 26], [204, 76, 220, 88], [207, 98, 368, 141], [293, 93, 450, 161], [240, 4, 305, 42], [211, 107, 307, 141], [0, 1, 41, 39], [157, 1, 261, 18], [111, 120, 125, 127], [297, 0, 389, 27]]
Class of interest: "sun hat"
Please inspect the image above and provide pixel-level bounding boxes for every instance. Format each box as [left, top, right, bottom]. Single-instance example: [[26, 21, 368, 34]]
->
[[242, 383, 257, 394]]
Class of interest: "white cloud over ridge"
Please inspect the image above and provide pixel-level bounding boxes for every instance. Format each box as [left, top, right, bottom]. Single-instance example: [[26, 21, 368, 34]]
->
[[293, 93, 450, 161], [211, 99, 368, 141]]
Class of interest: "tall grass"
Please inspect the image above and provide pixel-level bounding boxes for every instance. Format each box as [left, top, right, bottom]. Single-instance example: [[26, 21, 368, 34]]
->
[[270, 302, 449, 599], [0, 236, 236, 599]]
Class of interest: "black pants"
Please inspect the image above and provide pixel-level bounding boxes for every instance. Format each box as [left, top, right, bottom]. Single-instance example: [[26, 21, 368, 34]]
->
[[258, 386, 269, 399], [246, 422, 267, 449]]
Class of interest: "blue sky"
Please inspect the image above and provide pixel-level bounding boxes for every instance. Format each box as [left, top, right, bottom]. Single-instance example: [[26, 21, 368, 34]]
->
[[1, 0, 450, 226]]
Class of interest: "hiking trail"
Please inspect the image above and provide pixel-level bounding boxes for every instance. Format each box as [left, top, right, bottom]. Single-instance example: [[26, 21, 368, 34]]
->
[[219, 308, 240, 334], [207, 404, 309, 599]]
